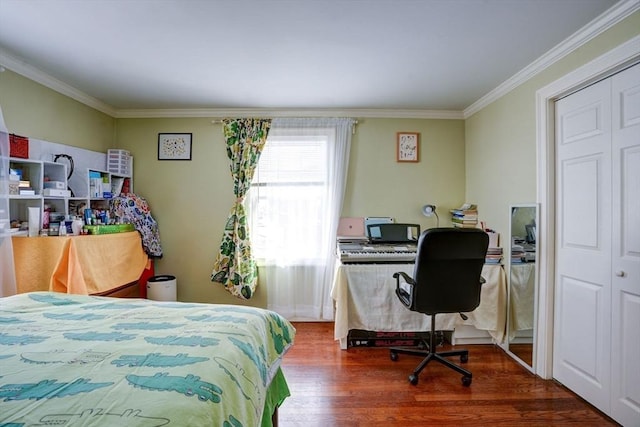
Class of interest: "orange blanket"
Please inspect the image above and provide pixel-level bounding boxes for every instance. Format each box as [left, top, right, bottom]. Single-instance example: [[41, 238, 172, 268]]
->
[[12, 232, 148, 294]]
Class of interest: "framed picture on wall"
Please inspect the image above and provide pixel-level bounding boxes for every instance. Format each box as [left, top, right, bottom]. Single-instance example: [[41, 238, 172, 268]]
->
[[158, 133, 192, 160], [397, 132, 419, 162]]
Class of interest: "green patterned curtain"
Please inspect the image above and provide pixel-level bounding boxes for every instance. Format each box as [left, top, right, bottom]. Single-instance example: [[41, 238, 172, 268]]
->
[[211, 118, 271, 299]]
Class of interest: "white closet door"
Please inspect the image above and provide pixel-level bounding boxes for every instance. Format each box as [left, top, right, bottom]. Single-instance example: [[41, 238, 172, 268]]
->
[[611, 64, 640, 426], [554, 78, 612, 413]]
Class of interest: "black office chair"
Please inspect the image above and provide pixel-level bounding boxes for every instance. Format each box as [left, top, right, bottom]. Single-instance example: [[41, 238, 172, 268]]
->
[[389, 227, 489, 386]]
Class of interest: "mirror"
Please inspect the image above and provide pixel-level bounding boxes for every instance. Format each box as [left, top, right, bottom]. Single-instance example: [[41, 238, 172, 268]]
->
[[506, 204, 538, 371]]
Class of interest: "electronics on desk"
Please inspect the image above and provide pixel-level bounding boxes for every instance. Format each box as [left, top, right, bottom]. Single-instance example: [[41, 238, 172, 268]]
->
[[337, 241, 417, 264], [337, 216, 398, 240], [364, 217, 394, 238], [367, 223, 420, 244], [337, 218, 419, 263], [337, 217, 367, 243]]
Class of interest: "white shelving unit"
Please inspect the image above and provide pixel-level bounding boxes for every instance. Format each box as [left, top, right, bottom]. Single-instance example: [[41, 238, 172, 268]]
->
[[43, 160, 69, 216], [8, 158, 52, 234], [69, 168, 133, 214], [7, 157, 133, 231]]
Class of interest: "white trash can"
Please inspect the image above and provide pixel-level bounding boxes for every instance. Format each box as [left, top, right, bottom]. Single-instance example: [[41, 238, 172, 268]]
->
[[147, 275, 177, 301]]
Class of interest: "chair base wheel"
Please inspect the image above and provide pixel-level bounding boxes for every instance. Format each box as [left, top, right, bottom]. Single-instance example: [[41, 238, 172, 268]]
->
[[460, 354, 468, 363], [390, 351, 398, 361], [462, 376, 472, 386], [409, 374, 419, 385]]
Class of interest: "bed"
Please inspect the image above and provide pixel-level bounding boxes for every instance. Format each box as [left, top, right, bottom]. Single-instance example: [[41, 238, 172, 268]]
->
[[0, 292, 296, 426]]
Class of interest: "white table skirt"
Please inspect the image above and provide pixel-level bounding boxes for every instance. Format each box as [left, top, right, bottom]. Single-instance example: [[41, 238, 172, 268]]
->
[[331, 263, 507, 349], [509, 263, 535, 338]]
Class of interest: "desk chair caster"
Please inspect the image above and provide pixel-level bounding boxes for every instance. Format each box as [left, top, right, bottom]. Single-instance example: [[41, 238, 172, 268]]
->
[[408, 373, 472, 386], [409, 373, 472, 387], [409, 373, 418, 385], [391, 350, 473, 387]]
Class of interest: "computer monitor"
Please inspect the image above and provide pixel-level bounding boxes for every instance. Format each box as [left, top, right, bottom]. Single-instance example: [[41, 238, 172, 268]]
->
[[367, 223, 420, 243], [364, 217, 394, 238], [525, 224, 536, 244]]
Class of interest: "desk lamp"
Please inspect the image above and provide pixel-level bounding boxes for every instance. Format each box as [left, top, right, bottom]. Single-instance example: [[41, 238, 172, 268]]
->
[[422, 204, 439, 227]]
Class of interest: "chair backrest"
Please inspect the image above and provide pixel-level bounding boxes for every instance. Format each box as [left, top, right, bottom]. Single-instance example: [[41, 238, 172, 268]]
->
[[410, 227, 489, 315]]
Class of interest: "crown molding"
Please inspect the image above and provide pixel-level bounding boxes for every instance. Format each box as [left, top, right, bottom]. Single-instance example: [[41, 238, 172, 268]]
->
[[113, 108, 464, 120], [0, 48, 117, 117], [463, 0, 640, 119]]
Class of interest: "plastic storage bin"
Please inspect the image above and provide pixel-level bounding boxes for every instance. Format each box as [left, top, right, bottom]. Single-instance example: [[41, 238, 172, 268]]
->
[[146, 275, 177, 301], [107, 149, 131, 175]]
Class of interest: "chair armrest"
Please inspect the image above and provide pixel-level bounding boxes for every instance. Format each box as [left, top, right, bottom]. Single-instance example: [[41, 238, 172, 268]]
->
[[393, 271, 415, 308], [393, 271, 415, 285]]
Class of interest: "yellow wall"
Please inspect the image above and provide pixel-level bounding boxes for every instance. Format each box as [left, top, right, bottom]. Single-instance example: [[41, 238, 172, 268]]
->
[[2, 69, 467, 306], [2, 10, 638, 307], [343, 118, 465, 224], [0, 70, 114, 151], [114, 117, 465, 306], [115, 118, 253, 305], [465, 11, 640, 241]]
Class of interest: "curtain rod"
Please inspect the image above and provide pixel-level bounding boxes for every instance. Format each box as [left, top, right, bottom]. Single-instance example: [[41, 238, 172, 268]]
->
[[210, 118, 359, 124], [210, 118, 359, 133]]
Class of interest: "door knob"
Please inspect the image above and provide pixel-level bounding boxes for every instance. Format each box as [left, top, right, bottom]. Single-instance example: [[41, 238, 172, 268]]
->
[[615, 270, 626, 277]]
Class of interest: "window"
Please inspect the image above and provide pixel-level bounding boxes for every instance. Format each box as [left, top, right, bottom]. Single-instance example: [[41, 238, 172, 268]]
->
[[248, 130, 329, 264], [251, 117, 353, 320]]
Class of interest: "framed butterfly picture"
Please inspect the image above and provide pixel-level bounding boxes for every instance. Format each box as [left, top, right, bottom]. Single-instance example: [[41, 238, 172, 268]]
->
[[158, 133, 192, 160]]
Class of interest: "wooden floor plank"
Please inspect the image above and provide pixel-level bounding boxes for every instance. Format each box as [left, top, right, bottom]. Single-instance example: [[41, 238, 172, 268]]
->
[[278, 322, 618, 426]]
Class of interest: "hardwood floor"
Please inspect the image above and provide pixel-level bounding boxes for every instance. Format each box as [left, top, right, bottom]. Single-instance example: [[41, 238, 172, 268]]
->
[[509, 343, 534, 367], [278, 322, 618, 426]]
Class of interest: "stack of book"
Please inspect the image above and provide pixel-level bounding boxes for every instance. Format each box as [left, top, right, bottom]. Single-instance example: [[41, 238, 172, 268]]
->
[[450, 204, 478, 228], [485, 247, 503, 264], [511, 238, 536, 264], [511, 244, 526, 264], [18, 180, 35, 196]]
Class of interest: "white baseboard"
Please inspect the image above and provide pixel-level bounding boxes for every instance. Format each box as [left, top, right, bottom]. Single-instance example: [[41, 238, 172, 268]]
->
[[451, 325, 495, 345]]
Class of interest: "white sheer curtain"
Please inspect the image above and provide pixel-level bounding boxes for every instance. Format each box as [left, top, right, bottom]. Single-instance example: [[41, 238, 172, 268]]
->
[[251, 117, 353, 320], [0, 105, 17, 296]]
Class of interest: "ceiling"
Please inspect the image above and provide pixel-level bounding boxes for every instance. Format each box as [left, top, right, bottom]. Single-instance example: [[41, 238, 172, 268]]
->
[[0, 0, 626, 117]]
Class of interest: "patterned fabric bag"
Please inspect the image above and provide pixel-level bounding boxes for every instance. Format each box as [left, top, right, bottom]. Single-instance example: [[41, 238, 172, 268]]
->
[[110, 193, 163, 257]]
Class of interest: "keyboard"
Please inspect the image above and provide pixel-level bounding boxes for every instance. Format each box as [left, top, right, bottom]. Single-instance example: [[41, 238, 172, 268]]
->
[[338, 243, 417, 264]]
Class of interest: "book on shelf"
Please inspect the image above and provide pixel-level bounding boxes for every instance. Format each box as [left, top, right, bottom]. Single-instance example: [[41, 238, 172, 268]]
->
[[450, 202, 479, 228], [451, 217, 477, 224], [121, 178, 130, 194], [450, 203, 478, 216], [452, 222, 478, 228], [452, 214, 478, 220], [43, 188, 71, 197], [451, 217, 478, 228], [111, 177, 125, 197], [19, 188, 36, 195], [485, 246, 503, 264]]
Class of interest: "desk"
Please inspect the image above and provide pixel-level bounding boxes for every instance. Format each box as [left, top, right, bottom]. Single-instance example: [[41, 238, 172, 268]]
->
[[12, 232, 148, 295], [331, 263, 507, 349]]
